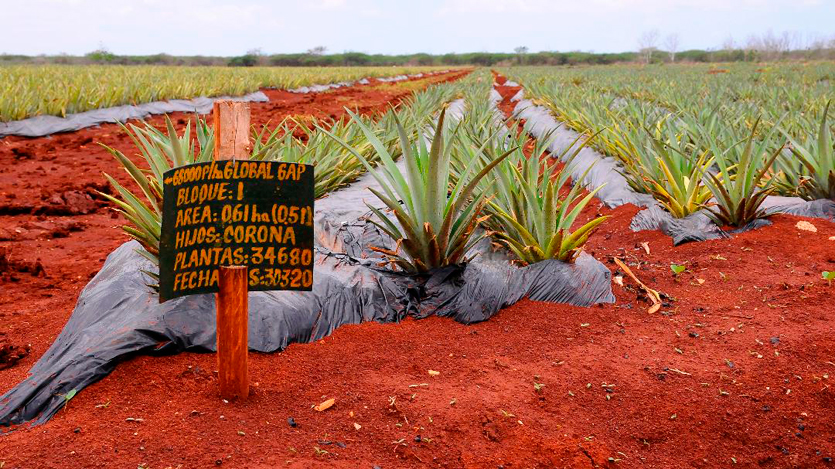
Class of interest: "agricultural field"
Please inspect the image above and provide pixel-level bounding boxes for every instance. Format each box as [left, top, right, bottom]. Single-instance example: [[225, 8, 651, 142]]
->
[[501, 63, 835, 210], [0, 65, 449, 122], [0, 59, 834, 469]]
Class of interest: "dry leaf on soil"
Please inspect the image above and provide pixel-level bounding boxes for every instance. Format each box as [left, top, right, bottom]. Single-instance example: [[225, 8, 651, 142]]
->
[[614, 258, 663, 313]]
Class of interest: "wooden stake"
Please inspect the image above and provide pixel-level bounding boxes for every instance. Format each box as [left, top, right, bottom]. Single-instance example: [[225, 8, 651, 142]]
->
[[217, 266, 249, 400], [213, 100, 251, 161], [213, 100, 251, 400]]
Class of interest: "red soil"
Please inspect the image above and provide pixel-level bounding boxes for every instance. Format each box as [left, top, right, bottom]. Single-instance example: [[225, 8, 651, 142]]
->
[[2, 72, 835, 468], [493, 75, 520, 118]]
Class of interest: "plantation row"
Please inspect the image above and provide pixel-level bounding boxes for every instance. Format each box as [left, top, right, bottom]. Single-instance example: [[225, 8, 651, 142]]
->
[[0, 65, 449, 122], [501, 63, 835, 226], [107, 70, 605, 275], [101, 63, 835, 276]]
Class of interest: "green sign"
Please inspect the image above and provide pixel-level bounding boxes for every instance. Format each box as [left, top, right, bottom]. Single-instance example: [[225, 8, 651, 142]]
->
[[158, 160, 314, 302]]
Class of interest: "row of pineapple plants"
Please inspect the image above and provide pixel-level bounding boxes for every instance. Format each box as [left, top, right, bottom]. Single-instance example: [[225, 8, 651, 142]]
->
[[323, 75, 608, 271], [501, 64, 834, 228], [105, 71, 609, 278], [100, 79, 466, 278], [0, 65, 453, 122]]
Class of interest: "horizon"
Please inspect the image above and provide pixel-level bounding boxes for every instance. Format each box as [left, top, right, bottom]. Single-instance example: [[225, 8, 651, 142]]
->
[[2, 0, 833, 57]]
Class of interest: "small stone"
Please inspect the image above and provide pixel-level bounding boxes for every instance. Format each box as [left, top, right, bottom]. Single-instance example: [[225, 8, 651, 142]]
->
[[287, 417, 297, 428], [414, 435, 422, 443], [689, 332, 699, 338], [762, 406, 770, 412], [799, 424, 805, 431], [796, 221, 817, 232], [770, 337, 780, 345], [73, 427, 81, 434]]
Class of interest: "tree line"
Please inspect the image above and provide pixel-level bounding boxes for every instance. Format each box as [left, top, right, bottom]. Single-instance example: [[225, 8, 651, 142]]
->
[[3, 31, 834, 68]]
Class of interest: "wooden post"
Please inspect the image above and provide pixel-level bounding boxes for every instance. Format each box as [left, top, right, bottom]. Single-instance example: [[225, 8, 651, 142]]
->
[[217, 266, 249, 400], [213, 100, 252, 161], [213, 100, 251, 400]]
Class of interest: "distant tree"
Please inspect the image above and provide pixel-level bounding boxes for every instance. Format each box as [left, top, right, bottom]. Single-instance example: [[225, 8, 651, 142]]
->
[[514, 46, 529, 65], [638, 29, 659, 64], [758, 30, 790, 60], [307, 46, 327, 56], [342, 51, 370, 66], [228, 51, 259, 67], [724, 36, 736, 51], [664, 33, 680, 63], [805, 34, 826, 59], [86, 44, 116, 64], [54, 52, 72, 64]]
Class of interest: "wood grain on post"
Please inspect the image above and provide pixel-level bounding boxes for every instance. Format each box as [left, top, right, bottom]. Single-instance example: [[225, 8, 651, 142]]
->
[[213, 100, 251, 161], [216, 266, 249, 400], [213, 100, 251, 400]]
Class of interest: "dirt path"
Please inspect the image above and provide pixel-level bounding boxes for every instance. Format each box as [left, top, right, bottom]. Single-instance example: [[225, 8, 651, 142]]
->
[[0, 69, 469, 388], [1, 72, 835, 468]]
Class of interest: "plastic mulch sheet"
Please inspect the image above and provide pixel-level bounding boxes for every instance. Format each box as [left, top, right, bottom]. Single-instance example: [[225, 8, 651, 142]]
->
[[0, 92, 269, 139]]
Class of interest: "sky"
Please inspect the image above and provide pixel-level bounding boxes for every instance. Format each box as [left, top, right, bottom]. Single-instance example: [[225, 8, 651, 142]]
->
[[2, 0, 833, 56]]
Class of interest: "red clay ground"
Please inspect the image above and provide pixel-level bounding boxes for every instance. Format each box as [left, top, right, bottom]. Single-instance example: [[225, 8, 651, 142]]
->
[[1, 72, 835, 468]]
